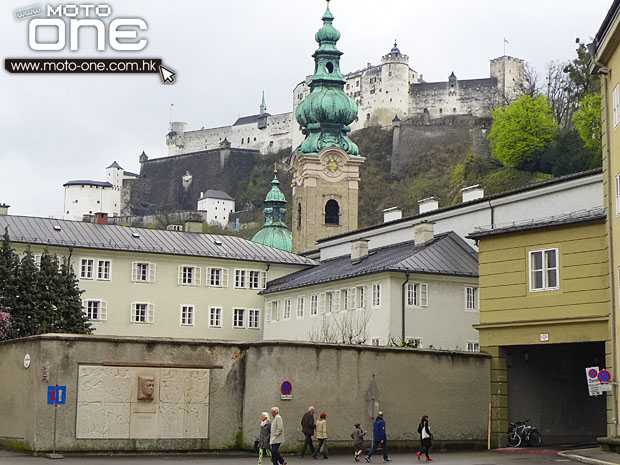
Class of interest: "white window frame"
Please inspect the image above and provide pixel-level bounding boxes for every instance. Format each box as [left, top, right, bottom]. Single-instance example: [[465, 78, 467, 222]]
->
[[407, 283, 428, 307], [296, 296, 305, 318], [614, 84, 619, 129], [131, 302, 154, 324], [83, 299, 107, 321], [248, 309, 260, 329], [80, 258, 94, 279], [234, 269, 246, 289], [132, 262, 156, 283], [208, 267, 228, 287], [466, 341, 480, 352], [529, 248, 559, 292], [209, 307, 222, 328], [248, 270, 267, 289], [342, 289, 349, 311], [283, 299, 291, 320], [326, 291, 334, 313], [616, 174, 620, 217], [310, 294, 318, 317], [33, 254, 42, 268], [372, 283, 381, 308], [233, 308, 246, 329], [180, 304, 195, 326], [272, 300, 279, 321], [97, 259, 111, 281], [178, 265, 201, 286], [465, 286, 479, 311], [356, 286, 366, 310]]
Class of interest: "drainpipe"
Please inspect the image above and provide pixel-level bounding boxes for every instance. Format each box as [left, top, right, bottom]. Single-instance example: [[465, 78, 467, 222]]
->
[[601, 70, 619, 437], [402, 271, 410, 342], [488, 200, 495, 229]]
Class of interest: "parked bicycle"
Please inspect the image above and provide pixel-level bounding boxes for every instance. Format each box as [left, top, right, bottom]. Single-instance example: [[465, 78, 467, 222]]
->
[[507, 420, 542, 447]]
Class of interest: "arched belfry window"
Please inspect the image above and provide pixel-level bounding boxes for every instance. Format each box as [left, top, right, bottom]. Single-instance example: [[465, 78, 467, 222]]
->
[[325, 199, 340, 224], [298, 203, 302, 228]]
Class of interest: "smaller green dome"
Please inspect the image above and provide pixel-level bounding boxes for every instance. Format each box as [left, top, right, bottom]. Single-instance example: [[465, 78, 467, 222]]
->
[[315, 6, 340, 44], [265, 175, 286, 202]]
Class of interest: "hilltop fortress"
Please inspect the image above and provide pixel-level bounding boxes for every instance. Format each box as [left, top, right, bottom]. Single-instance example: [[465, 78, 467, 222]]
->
[[165, 43, 524, 157]]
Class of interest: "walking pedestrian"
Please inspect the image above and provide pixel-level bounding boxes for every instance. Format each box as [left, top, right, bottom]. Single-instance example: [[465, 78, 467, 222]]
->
[[313, 412, 328, 459], [257, 412, 272, 465], [270, 407, 287, 465], [351, 422, 366, 461], [301, 405, 316, 458], [416, 414, 432, 462], [365, 411, 390, 462]]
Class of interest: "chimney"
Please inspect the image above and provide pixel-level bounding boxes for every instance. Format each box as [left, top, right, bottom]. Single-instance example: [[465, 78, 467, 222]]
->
[[414, 222, 434, 246], [382, 207, 402, 223], [351, 239, 369, 262], [418, 197, 439, 214], [184, 220, 203, 233], [0, 204, 9, 216], [461, 185, 484, 203], [94, 212, 108, 225]]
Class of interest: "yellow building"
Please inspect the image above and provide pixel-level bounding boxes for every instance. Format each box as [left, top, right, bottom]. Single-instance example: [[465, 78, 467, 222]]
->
[[469, 208, 610, 447], [591, 1, 620, 449], [0, 212, 314, 340]]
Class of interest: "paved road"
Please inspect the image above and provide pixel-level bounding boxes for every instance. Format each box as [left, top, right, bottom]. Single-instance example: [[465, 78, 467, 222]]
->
[[0, 449, 611, 465]]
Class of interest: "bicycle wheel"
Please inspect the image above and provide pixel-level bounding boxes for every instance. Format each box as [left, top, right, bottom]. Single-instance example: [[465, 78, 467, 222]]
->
[[507, 431, 521, 447], [529, 431, 542, 447]]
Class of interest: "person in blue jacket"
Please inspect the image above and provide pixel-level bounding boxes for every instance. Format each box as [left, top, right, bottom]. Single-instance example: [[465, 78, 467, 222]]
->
[[365, 411, 390, 462]]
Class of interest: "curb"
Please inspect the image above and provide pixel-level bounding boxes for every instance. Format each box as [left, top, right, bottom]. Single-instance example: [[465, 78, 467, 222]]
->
[[558, 451, 619, 465]]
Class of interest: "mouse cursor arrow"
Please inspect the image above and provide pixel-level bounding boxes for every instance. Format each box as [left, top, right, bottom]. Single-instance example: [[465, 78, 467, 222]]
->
[[159, 65, 175, 84]]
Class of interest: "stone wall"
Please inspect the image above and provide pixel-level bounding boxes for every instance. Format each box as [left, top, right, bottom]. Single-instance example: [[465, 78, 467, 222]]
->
[[391, 114, 493, 176], [0, 334, 490, 453], [122, 147, 257, 215]]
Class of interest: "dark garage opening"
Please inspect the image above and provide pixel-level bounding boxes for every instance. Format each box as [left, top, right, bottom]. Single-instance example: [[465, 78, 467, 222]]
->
[[507, 341, 606, 445]]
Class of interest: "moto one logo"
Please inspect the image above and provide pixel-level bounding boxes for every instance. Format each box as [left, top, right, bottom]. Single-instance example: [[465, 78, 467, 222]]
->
[[28, 4, 148, 51]]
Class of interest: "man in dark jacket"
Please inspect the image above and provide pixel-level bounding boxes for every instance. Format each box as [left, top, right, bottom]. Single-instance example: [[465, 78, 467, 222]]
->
[[365, 411, 390, 462], [300, 405, 316, 458]]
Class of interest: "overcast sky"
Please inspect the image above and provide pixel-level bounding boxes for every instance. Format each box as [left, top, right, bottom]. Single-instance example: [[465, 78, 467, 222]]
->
[[0, 0, 612, 218]]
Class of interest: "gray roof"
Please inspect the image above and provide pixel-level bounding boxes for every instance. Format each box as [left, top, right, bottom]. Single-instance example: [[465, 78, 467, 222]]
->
[[201, 190, 234, 201], [233, 113, 270, 126], [0, 215, 316, 267], [468, 207, 606, 239], [262, 232, 478, 294], [63, 180, 113, 188], [106, 161, 123, 170]]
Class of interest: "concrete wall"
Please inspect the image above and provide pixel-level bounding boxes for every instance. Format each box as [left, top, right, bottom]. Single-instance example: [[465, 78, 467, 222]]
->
[[0, 335, 490, 453]]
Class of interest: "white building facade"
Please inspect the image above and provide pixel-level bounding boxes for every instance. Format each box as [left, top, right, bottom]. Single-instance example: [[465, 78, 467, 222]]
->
[[197, 190, 235, 228]]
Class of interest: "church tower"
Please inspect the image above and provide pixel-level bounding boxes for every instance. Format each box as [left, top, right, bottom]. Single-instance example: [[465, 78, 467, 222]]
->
[[290, 2, 365, 253]]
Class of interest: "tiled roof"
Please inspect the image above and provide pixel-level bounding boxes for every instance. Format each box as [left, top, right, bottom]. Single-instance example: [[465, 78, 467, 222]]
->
[[0, 215, 317, 267], [262, 232, 477, 294]]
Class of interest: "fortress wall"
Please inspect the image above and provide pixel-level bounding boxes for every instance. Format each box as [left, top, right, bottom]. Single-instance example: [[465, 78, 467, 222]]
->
[[123, 148, 257, 215]]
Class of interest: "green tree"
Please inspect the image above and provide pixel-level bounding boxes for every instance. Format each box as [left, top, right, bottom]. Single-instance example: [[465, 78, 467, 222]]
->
[[572, 93, 602, 167], [54, 255, 91, 334], [488, 95, 559, 169], [11, 249, 41, 338]]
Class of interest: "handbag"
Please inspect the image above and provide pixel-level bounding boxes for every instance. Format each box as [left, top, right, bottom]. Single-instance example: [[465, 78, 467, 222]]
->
[[253, 438, 259, 450]]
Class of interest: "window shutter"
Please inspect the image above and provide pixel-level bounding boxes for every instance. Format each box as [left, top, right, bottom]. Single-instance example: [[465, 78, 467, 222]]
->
[[334, 290, 341, 312], [178, 265, 183, 285], [100, 301, 107, 321], [149, 263, 156, 283], [266, 302, 272, 323], [195, 266, 201, 286], [319, 293, 326, 314], [148, 303, 155, 324], [222, 268, 229, 287], [420, 283, 428, 307], [131, 262, 138, 281], [130, 303, 136, 322], [260, 271, 267, 289]]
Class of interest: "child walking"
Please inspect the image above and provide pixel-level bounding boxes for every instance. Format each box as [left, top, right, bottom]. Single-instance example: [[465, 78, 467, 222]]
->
[[351, 422, 366, 462]]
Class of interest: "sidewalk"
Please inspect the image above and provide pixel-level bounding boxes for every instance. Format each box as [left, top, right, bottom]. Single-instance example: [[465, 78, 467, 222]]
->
[[558, 448, 620, 465]]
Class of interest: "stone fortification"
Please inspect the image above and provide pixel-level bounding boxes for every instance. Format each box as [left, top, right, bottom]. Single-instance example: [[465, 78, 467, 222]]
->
[[391, 114, 493, 176], [121, 143, 257, 215]]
